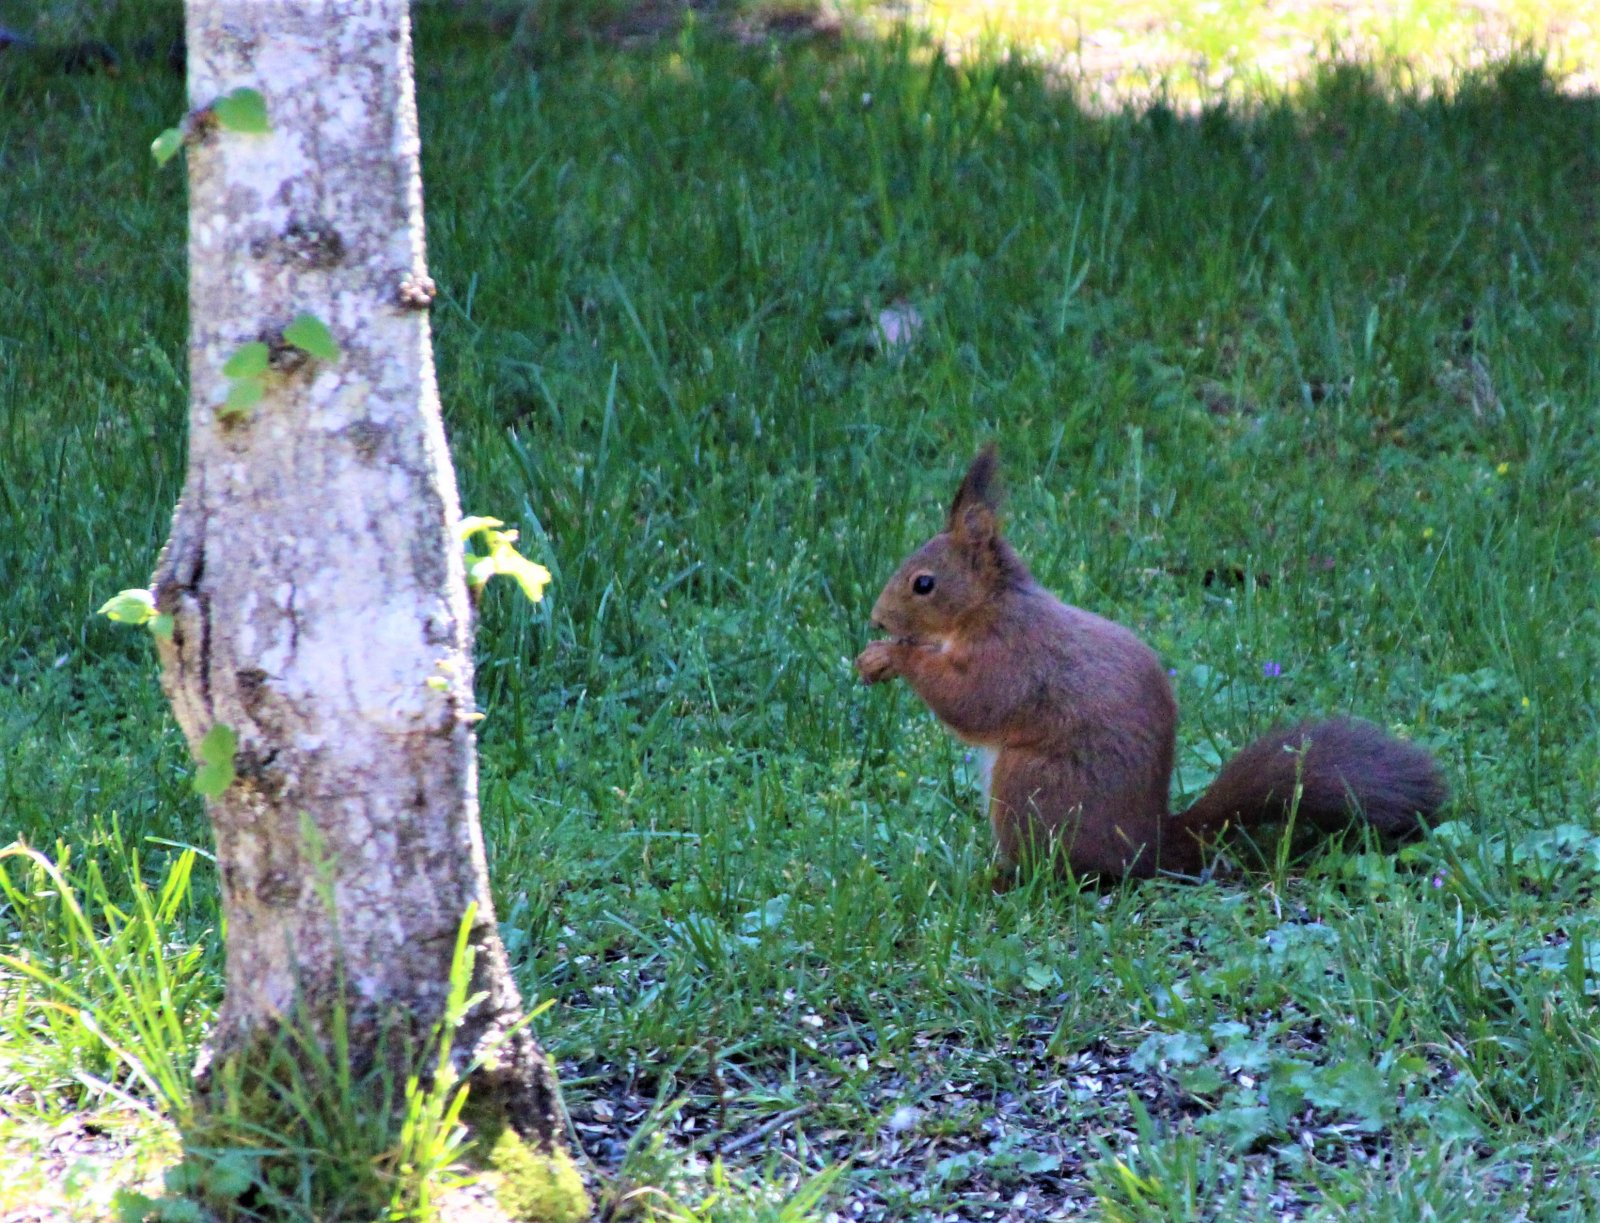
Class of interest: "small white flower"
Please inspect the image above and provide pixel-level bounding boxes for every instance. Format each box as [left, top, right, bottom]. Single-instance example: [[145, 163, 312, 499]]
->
[[887, 1105, 920, 1133]]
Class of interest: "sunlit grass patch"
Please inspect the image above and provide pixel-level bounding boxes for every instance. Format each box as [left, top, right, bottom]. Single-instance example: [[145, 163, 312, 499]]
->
[[895, 0, 1600, 106], [0, 1104, 177, 1222]]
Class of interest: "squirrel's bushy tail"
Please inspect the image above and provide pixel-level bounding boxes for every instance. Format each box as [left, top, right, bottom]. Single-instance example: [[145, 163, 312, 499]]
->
[[1167, 718, 1446, 873]]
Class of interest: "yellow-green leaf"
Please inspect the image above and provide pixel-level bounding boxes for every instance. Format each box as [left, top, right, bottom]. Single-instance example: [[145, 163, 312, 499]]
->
[[458, 516, 505, 542], [489, 545, 552, 603], [98, 588, 157, 626]]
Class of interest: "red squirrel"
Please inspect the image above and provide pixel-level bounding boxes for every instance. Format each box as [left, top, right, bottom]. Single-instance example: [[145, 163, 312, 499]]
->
[[855, 445, 1446, 880]]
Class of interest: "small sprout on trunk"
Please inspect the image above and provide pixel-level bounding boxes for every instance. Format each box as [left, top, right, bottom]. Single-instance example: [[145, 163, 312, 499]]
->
[[150, 86, 266, 168], [216, 319, 340, 422], [218, 341, 271, 421], [217, 340, 270, 422], [426, 657, 457, 692]]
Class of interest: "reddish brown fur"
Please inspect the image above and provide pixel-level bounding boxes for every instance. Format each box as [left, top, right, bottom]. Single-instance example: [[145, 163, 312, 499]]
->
[[857, 446, 1447, 881]]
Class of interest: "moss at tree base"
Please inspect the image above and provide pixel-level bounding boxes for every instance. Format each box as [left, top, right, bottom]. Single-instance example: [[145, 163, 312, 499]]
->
[[487, 1127, 591, 1223]]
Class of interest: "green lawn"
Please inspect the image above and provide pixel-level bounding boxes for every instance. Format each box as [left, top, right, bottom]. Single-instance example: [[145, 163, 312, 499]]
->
[[3, 3, 1600, 1219]]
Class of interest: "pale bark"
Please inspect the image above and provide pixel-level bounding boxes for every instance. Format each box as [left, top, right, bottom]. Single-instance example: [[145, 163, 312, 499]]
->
[[154, 0, 566, 1153]]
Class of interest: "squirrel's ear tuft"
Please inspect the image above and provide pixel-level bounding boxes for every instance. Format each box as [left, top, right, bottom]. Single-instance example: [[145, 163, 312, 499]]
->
[[948, 443, 1001, 553], [949, 444, 1000, 520]]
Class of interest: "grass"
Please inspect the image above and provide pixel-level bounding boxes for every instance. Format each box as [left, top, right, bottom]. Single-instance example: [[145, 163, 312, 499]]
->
[[901, 0, 1600, 107], [3, 0, 1600, 1218]]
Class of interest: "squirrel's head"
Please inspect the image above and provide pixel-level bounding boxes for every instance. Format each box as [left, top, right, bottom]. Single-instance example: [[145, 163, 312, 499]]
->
[[870, 444, 1026, 639]]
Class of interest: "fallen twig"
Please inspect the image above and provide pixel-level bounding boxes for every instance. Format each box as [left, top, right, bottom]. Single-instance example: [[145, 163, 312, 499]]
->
[[718, 1104, 816, 1157]]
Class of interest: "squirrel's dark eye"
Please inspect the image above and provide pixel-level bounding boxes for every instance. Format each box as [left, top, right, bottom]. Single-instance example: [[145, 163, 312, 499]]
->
[[912, 574, 936, 596]]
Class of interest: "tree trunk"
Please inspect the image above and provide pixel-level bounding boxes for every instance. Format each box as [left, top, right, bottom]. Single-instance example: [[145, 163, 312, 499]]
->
[[153, 0, 576, 1195]]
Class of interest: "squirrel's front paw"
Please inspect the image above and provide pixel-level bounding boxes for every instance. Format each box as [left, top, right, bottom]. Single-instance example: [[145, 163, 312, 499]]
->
[[855, 639, 897, 684]]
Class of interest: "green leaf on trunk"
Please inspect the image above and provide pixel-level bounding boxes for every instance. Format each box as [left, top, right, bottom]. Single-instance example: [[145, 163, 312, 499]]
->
[[213, 87, 270, 134], [194, 723, 238, 797], [151, 127, 183, 166], [220, 377, 265, 419], [98, 588, 157, 626], [283, 313, 340, 362], [222, 342, 270, 379]]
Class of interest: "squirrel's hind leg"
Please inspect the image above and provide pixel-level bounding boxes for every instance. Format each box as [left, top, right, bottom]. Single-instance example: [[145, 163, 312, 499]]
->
[[989, 748, 1167, 880]]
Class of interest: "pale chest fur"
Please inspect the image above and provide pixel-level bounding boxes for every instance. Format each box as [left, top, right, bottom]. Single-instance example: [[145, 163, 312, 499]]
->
[[973, 745, 998, 806]]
